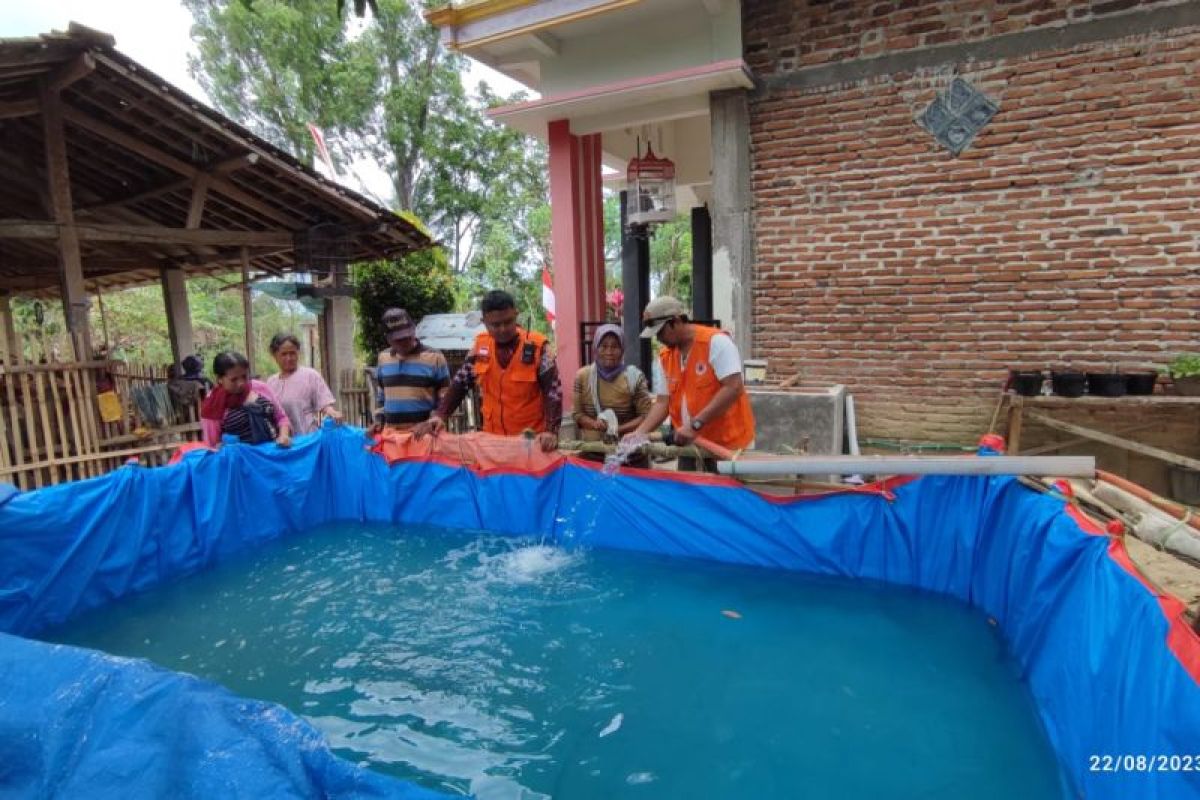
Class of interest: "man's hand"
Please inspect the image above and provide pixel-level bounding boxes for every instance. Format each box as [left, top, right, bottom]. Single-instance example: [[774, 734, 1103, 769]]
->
[[412, 415, 445, 439], [673, 424, 697, 446], [535, 431, 558, 452], [325, 408, 344, 425], [368, 421, 384, 436]]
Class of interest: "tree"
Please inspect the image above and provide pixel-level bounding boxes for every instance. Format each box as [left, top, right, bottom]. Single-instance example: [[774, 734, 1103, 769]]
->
[[186, 0, 466, 211], [352, 248, 455, 362]]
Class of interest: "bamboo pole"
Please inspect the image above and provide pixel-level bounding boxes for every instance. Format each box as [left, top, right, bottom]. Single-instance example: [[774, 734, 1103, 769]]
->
[[31, 371, 55, 485], [44, 365, 72, 481], [0, 440, 189, 477]]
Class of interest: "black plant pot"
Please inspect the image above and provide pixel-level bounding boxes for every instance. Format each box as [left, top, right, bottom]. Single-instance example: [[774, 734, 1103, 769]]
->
[[1051, 371, 1087, 398], [1086, 373, 1127, 397], [1126, 372, 1158, 395], [1009, 370, 1045, 397]]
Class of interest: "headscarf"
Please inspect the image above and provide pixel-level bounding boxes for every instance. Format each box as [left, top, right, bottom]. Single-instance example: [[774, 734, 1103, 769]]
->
[[592, 324, 626, 383]]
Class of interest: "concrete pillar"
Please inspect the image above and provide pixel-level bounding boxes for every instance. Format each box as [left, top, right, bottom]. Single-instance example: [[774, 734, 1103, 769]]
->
[[620, 190, 652, 376], [0, 292, 19, 365], [691, 205, 713, 323], [548, 119, 606, 411], [322, 297, 355, 395], [710, 89, 755, 357], [159, 267, 194, 366]]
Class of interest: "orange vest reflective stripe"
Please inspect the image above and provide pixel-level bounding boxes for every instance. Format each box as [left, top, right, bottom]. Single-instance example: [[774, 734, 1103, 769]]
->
[[660, 325, 755, 450], [473, 328, 548, 435]]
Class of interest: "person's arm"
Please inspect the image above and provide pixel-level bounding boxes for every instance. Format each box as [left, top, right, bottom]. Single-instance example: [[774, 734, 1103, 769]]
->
[[673, 374, 744, 446], [254, 380, 292, 447], [535, 348, 563, 451], [618, 371, 654, 434], [201, 417, 223, 448], [312, 369, 341, 422], [672, 336, 744, 446], [632, 397, 670, 437], [629, 360, 670, 438], [415, 358, 474, 437]]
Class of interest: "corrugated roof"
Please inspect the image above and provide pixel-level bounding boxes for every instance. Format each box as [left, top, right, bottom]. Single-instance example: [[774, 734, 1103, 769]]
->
[[415, 312, 485, 351]]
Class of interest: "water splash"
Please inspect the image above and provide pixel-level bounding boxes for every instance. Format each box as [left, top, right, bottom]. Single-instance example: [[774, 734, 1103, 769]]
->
[[602, 434, 648, 476]]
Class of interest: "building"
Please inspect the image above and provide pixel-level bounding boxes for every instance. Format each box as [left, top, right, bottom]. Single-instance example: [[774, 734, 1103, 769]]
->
[[429, 0, 1200, 492]]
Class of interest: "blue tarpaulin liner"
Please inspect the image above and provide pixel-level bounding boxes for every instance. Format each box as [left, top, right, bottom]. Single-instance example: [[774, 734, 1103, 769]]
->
[[1, 424, 1199, 799]]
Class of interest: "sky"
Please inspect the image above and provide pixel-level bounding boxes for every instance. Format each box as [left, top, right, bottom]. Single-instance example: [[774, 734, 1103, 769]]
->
[[0, 0, 528, 204]]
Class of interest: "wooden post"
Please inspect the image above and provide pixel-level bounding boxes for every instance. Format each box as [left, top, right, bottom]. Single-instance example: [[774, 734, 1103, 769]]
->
[[0, 292, 18, 365], [1005, 395, 1024, 454], [160, 266, 194, 366], [95, 283, 110, 352], [241, 246, 255, 372], [39, 79, 91, 361]]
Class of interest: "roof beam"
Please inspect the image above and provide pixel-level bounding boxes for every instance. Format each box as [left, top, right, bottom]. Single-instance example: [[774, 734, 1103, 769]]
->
[[47, 53, 96, 93], [0, 97, 39, 120], [0, 220, 294, 247], [59, 105, 299, 228], [186, 174, 211, 229], [76, 152, 259, 215]]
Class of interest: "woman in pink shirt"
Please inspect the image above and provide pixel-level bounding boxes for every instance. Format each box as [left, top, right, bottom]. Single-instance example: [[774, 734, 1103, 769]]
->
[[200, 352, 292, 448], [265, 333, 342, 435]]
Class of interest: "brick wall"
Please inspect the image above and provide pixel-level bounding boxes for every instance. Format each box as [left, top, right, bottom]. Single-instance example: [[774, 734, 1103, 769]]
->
[[744, 0, 1200, 460]]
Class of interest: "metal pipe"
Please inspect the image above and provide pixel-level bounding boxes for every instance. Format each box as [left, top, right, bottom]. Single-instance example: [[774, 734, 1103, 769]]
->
[[717, 455, 1095, 478]]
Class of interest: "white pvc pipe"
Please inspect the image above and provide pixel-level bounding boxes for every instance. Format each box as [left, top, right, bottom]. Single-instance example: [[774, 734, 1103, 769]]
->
[[718, 455, 1095, 478], [845, 393, 860, 457]]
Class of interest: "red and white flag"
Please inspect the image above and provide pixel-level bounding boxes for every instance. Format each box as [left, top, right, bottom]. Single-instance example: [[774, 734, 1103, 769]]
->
[[306, 122, 336, 176], [541, 266, 556, 327]]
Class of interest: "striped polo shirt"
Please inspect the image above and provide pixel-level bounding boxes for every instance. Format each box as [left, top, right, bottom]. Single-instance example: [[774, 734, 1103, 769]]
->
[[375, 345, 451, 427]]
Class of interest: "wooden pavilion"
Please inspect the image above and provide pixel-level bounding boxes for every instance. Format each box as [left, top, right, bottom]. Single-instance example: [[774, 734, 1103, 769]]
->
[[0, 23, 431, 489]]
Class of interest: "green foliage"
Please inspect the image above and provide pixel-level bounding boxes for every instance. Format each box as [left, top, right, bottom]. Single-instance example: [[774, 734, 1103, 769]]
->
[[1167, 353, 1200, 378], [10, 279, 313, 377], [352, 249, 455, 363], [649, 214, 693, 304]]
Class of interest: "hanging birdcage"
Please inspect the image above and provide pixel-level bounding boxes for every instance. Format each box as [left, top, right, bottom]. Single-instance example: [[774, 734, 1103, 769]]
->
[[626, 140, 676, 228], [294, 223, 352, 282]]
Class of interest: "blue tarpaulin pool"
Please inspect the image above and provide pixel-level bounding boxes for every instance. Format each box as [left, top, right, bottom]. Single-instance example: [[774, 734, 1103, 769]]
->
[[1, 424, 1198, 799]]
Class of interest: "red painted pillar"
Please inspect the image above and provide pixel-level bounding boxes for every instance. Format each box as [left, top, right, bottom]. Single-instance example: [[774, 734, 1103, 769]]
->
[[547, 119, 605, 414]]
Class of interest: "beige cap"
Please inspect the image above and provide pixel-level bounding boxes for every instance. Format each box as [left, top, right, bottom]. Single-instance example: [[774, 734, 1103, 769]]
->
[[639, 296, 689, 338]]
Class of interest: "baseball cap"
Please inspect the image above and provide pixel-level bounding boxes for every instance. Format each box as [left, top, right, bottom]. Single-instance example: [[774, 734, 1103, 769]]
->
[[639, 296, 689, 338], [383, 308, 416, 341]]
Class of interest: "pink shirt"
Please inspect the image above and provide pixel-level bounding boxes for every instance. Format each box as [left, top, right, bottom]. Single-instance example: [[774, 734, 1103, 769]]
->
[[265, 367, 336, 435], [201, 380, 290, 446]]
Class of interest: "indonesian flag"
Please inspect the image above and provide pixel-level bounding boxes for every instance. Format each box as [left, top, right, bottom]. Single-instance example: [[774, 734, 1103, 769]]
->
[[542, 266, 556, 326], [306, 122, 336, 176]]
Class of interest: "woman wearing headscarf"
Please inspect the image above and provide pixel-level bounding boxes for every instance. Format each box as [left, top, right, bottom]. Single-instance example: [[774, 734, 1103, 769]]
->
[[200, 351, 292, 448], [572, 324, 654, 467], [265, 332, 342, 436]]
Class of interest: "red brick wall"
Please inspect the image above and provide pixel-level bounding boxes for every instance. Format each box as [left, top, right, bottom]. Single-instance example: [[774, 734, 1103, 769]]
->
[[745, 0, 1200, 449]]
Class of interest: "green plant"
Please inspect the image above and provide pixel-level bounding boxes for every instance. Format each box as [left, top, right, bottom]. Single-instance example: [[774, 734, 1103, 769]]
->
[[352, 248, 455, 364], [1166, 353, 1200, 379]]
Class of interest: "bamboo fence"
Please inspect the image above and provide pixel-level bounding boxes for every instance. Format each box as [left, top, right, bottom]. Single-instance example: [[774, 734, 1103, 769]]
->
[[0, 359, 201, 490]]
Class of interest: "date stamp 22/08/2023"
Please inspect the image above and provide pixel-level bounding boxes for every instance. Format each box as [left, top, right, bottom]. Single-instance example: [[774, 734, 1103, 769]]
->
[[1089, 754, 1200, 773]]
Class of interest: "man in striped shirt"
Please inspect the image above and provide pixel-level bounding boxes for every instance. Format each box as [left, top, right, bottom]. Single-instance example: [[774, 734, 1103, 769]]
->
[[371, 308, 450, 432]]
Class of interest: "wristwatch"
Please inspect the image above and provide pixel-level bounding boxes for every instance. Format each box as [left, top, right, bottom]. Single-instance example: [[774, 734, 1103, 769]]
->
[[690, 418, 704, 431]]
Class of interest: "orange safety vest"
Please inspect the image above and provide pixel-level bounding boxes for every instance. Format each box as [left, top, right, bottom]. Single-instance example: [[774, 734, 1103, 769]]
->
[[660, 325, 755, 450], [473, 328, 548, 435]]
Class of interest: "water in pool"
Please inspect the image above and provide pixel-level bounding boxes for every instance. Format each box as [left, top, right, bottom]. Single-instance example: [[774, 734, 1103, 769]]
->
[[45, 523, 1064, 799]]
